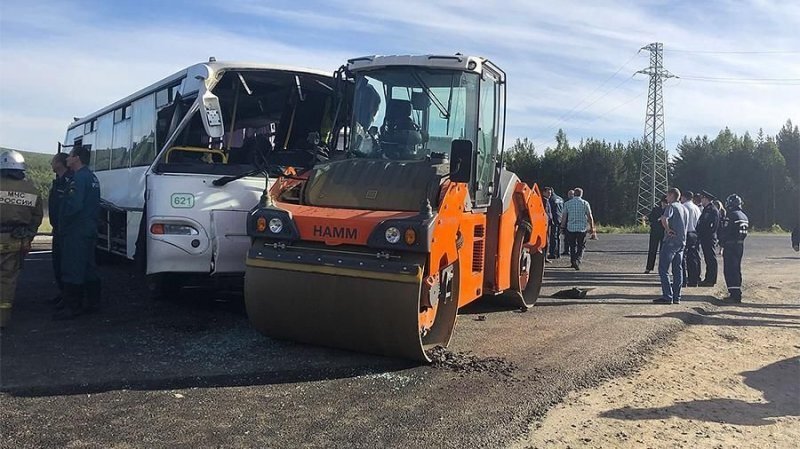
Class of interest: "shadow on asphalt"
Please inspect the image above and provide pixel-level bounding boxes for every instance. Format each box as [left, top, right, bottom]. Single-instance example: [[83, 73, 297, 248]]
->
[[0, 254, 416, 398], [624, 306, 800, 329], [601, 356, 800, 425]]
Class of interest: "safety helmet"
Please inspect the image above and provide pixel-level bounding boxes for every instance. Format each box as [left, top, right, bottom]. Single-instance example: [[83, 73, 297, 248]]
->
[[0, 150, 26, 171], [725, 194, 743, 209]]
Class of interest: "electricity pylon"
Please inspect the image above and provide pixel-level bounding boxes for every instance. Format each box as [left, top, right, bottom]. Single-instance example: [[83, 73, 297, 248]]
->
[[636, 42, 676, 222]]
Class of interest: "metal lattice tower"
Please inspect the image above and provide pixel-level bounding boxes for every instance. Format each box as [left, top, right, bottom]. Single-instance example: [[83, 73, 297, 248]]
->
[[636, 43, 676, 222]]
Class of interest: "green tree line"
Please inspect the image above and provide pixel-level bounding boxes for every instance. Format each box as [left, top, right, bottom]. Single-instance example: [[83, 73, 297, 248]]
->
[[504, 120, 800, 229]]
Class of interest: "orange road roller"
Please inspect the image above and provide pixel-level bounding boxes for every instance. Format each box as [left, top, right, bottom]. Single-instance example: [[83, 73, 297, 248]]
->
[[244, 55, 548, 361]]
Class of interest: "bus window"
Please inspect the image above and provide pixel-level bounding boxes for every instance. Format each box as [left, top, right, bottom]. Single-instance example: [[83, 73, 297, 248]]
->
[[94, 113, 113, 171], [131, 94, 157, 167], [111, 110, 132, 169]]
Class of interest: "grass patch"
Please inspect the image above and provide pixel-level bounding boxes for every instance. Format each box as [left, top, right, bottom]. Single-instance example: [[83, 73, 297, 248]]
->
[[596, 223, 650, 234]]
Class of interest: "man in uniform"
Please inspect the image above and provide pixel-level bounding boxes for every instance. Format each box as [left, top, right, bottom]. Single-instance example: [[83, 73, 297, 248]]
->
[[54, 146, 101, 320], [0, 150, 43, 328], [719, 194, 749, 303], [697, 190, 720, 286], [48, 153, 71, 305], [542, 187, 564, 259]]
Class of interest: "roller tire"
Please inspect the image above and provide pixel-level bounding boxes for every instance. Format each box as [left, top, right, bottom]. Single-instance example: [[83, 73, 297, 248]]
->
[[510, 222, 544, 309]]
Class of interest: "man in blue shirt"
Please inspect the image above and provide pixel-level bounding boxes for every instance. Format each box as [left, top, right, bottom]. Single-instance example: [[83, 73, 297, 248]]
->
[[54, 146, 101, 320], [560, 187, 596, 270], [654, 187, 688, 304]]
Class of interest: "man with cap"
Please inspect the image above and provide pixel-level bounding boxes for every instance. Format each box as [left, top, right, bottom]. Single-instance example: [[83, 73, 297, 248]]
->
[[0, 150, 43, 328], [719, 194, 749, 302], [53, 145, 101, 320], [697, 190, 720, 286]]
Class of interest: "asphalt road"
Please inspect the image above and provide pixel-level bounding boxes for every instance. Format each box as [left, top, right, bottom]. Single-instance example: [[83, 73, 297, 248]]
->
[[1, 234, 796, 448]]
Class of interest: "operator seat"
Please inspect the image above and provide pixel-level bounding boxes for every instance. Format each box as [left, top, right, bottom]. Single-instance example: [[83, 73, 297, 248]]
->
[[380, 99, 423, 159]]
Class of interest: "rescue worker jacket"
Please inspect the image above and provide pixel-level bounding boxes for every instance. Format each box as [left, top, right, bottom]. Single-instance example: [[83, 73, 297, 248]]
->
[[58, 166, 100, 238], [48, 171, 72, 231], [697, 203, 720, 241], [719, 208, 748, 245], [0, 174, 43, 238]]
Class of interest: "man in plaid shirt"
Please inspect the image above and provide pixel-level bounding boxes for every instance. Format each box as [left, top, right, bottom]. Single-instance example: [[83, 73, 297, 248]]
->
[[560, 187, 597, 270]]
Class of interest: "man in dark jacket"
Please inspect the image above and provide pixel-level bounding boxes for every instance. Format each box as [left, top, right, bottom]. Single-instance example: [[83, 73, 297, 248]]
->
[[54, 146, 101, 320], [719, 194, 749, 303], [645, 197, 667, 273], [48, 153, 71, 305], [543, 187, 564, 259], [697, 190, 720, 286]]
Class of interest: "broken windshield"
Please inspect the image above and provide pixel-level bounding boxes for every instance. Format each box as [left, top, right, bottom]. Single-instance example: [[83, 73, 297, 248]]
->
[[156, 70, 336, 176], [349, 68, 479, 160]]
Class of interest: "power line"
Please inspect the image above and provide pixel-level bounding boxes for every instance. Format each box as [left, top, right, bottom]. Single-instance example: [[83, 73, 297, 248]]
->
[[680, 75, 800, 81], [530, 51, 642, 147], [678, 75, 800, 85], [665, 49, 800, 54]]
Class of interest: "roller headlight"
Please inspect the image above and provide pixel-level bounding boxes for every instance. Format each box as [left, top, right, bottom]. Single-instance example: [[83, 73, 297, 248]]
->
[[268, 217, 284, 234], [385, 226, 401, 244]]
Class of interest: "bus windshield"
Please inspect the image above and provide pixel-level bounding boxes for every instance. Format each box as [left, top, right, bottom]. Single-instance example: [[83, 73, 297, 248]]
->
[[158, 70, 336, 176], [349, 68, 479, 160]]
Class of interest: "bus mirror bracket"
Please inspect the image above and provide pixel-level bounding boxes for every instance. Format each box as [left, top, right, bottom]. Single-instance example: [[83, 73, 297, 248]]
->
[[200, 88, 225, 139]]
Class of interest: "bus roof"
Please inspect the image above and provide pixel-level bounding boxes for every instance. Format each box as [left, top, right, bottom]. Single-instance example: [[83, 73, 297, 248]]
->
[[68, 61, 332, 130]]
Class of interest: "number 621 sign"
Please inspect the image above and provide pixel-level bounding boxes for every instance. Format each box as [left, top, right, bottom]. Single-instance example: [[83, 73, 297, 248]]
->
[[170, 193, 195, 209]]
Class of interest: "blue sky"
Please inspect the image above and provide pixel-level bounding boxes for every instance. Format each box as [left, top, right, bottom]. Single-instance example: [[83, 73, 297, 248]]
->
[[0, 0, 798, 154]]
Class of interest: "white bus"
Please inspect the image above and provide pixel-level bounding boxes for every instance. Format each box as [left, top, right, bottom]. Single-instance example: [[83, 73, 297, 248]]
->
[[61, 60, 339, 296]]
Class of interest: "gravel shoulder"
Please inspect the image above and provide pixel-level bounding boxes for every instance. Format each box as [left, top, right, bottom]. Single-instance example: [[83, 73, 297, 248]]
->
[[514, 244, 800, 449]]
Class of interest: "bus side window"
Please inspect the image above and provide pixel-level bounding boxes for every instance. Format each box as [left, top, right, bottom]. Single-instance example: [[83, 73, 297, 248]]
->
[[131, 93, 157, 167]]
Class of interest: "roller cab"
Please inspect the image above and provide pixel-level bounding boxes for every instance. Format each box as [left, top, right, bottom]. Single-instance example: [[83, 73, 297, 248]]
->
[[244, 55, 548, 361]]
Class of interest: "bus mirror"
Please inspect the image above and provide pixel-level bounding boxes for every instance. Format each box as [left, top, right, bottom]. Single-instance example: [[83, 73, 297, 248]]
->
[[449, 139, 474, 184], [200, 89, 225, 139]]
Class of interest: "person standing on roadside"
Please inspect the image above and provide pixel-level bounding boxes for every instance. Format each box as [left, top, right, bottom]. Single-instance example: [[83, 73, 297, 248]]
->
[[53, 146, 101, 320], [542, 187, 564, 260], [48, 153, 72, 306], [644, 197, 667, 274], [719, 194, 749, 303], [654, 187, 688, 305], [681, 190, 702, 287], [560, 187, 597, 270], [697, 190, 720, 286], [561, 189, 575, 256], [0, 150, 43, 328]]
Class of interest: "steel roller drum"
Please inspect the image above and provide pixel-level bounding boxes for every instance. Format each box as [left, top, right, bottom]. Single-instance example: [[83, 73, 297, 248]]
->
[[244, 253, 447, 362]]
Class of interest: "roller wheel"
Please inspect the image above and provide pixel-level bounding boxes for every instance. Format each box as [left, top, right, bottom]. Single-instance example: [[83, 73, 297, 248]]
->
[[510, 222, 544, 309], [419, 260, 460, 356]]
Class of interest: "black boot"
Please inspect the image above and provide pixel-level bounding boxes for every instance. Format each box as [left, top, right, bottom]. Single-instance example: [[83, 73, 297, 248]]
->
[[84, 280, 102, 313], [53, 284, 84, 320]]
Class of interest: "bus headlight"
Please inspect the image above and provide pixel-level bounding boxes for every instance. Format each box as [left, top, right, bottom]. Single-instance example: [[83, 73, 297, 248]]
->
[[151, 223, 199, 235], [268, 217, 284, 234], [385, 226, 401, 244]]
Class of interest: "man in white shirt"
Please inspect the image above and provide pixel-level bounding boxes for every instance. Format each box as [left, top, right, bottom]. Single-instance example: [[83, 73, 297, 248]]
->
[[681, 190, 702, 286]]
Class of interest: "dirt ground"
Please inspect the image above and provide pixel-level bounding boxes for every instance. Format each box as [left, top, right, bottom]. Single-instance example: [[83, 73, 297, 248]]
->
[[515, 248, 800, 449], [1, 234, 798, 448]]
